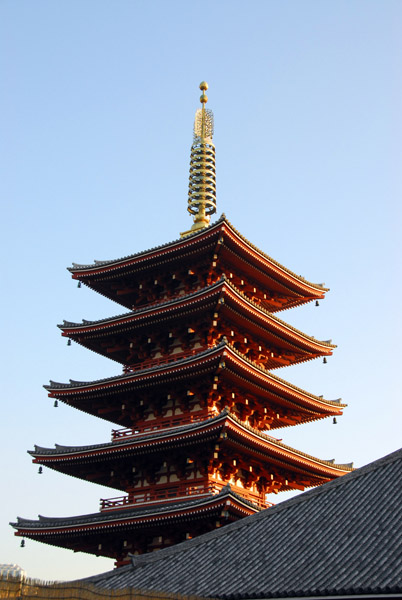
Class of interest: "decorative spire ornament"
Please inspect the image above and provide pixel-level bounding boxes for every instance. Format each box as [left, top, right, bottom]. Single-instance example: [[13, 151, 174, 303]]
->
[[181, 82, 216, 237]]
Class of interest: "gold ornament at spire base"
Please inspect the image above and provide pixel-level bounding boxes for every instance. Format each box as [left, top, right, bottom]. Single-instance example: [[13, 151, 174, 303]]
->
[[181, 82, 217, 237]]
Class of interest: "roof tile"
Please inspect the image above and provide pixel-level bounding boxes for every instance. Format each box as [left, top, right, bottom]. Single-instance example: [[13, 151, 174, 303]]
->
[[81, 448, 402, 599]]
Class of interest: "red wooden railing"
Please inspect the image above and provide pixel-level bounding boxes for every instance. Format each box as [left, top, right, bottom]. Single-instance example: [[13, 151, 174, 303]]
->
[[100, 482, 270, 511], [111, 411, 217, 441], [100, 482, 223, 511], [122, 348, 202, 374]]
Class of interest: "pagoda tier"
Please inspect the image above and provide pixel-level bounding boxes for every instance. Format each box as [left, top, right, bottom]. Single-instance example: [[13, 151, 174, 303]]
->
[[45, 342, 346, 431], [13, 84, 350, 566], [60, 277, 335, 371], [69, 217, 327, 313], [29, 411, 353, 498], [12, 487, 259, 565]]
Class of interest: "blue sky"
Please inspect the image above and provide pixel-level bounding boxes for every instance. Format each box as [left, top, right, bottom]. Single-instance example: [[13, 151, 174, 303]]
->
[[1, 0, 401, 582]]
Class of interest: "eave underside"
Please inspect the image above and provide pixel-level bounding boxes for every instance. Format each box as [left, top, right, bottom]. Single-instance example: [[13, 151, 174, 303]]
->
[[59, 278, 334, 369], [12, 489, 258, 559], [68, 218, 327, 311], [45, 343, 345, 430], [29, 412, 352, 495]]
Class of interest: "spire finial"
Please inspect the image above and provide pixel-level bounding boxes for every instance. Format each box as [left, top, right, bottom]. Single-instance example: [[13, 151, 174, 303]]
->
[[181, 82, 217, 237], [199, 81, 208, 105]]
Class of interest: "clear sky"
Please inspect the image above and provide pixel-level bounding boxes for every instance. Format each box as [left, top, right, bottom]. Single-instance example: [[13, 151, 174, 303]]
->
[[1, 0, 401, 582]]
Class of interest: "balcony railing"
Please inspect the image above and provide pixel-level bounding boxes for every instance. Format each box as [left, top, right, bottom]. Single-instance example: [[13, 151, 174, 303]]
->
[[122, 348, 202, 374], [100, 482, 270, 512], [111, 411, 217, 441], [100, 482, 223, 511]]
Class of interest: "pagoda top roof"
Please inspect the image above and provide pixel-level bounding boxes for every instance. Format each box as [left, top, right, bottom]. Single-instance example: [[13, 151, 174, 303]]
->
[[68, 215, 328, 295], [45, 340, 345, 413], [11, 485, 258, 532], [29, 410, 353, 477], [59, 276, 335, 352], [79, 448, 402, 600]]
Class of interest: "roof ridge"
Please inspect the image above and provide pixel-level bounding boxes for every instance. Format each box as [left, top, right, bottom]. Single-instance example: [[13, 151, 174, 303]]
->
[[44, 341, 344, 409], [44, 342, 227, 390], [58, 277, 227, 329], [29, 410, 348, 471], [221, 217, 328, 291], [224, 279, 335, 348], [28, 412, 230, 456], [11, 485, 257, 530], [69, 216, 226, 272], [68, 216, 328, 293], [225, 411, 352, 471], [59, 277, 334, 352], [223, 341, 345, 407]]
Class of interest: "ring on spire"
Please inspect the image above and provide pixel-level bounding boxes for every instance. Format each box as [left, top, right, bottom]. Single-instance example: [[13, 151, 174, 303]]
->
[[182, 82, 216, 236]]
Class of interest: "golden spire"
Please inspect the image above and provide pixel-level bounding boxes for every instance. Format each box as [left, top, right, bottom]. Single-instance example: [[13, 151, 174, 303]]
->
[[181, 82, 217, 237]]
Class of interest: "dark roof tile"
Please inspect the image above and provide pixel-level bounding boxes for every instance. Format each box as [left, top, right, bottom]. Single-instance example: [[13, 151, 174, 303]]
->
[[69, 216, 327, 293], [11, 486, 258, 531], [81, 448, 402, 599], [28, 410, 351, 472]]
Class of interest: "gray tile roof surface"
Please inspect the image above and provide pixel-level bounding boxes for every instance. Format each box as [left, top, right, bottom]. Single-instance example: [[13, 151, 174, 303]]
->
[[28, 411, 229, 458], [69, 215, 227, 270], [44, 340, 344, 410], [59, 277, 227, 329], [28, 410, 352, 472], [44, 341, 226, 390], [59, 275, 334, 349], [68, 215, 326, 292], [11, 486, 258, 530], [81, 448, 402, 599]]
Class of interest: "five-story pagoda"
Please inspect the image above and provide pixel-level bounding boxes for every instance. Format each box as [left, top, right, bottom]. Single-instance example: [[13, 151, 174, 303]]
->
[[12, 83, 352, 568]]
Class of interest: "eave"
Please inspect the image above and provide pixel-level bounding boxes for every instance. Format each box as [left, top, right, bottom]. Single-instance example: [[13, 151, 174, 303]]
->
[[29, 411, 352, 486], [45, 342, 345, 423], [11, 487, 258, 539], [59, 277, 335, 366], [68, 217, 327, 308]]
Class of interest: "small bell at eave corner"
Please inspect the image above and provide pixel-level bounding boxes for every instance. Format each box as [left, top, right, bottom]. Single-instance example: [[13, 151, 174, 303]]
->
[[20, 539, 25, 548], [54, 400, 58, 408], [38, 466, 43, 474], [77, 281, 81, 288], [333, 417, 337, 425], [315, 300, 319, 307], [323, 357, 327, 364], [67, 339, 71, 346]]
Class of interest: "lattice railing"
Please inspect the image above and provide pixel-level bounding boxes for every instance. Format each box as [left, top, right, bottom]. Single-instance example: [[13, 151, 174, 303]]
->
[[100, 482, 223, 511], [111, 411, 216, 440], [122, 348, 201, 374], [100, 482, 270, 511]]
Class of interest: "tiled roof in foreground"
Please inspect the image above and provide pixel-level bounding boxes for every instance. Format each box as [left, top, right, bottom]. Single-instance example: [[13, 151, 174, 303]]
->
[[82, 448, 402, 599]]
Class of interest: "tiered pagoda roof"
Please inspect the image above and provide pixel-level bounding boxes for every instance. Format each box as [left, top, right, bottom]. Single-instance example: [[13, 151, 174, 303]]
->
[[12, 487, 259, 560], [44, 341, 346, 429], [29, 410, 352, 490], [12, 82, 351, 566], [68, 216, 328, 312], [59, 277, 335, 369]]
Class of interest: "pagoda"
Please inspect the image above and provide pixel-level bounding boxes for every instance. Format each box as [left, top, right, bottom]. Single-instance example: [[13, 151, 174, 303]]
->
[[12, 83, 351, 568]]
